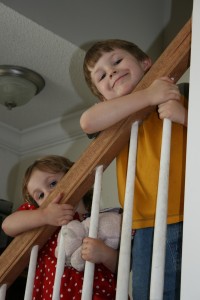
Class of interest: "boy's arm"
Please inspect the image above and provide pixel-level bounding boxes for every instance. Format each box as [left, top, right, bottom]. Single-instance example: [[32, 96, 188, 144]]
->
[[157, 82, 189, 127], [158, 99, 188, 127], [80, 77, 180, 134]]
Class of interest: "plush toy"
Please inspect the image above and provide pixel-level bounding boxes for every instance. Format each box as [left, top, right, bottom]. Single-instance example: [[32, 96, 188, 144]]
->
[[56, 211, 122, 271]]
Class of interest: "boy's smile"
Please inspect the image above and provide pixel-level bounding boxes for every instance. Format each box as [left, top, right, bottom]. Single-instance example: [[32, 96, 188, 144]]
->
[[90, 49, 151, 100], [112, 72, 129, 88]]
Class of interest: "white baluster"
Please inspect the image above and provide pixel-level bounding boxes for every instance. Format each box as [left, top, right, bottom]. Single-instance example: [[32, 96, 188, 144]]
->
[[116, 121, 139, 299], [0, 284, 7, 300], [52, 227, 66, 300], [81, 165, 104, 300], [24, 245, 39, 300], [150, 118, 172, 299]]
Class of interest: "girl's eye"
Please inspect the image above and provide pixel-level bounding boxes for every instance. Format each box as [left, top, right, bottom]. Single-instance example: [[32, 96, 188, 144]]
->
[[50, 180, 58, 189], [114, 58, 122, 65], [38, 192, 44, 200]]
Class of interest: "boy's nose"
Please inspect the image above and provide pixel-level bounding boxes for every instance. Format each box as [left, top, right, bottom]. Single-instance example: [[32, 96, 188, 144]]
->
[[109, 70, 117, 78]]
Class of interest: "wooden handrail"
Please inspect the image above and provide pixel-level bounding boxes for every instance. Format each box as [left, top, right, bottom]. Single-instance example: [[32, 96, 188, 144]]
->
[[0, 18, 191, 287]]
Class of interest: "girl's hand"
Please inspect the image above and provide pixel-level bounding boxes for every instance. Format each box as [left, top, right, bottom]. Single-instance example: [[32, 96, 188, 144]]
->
[[81, 237, 119, 273], [81, 237, 108, 264], [158, 99, 188, 126], [42, 193, 74, 226]]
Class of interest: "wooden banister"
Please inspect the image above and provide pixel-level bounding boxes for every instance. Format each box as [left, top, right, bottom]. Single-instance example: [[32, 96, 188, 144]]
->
[[0, 18, 191, 287]]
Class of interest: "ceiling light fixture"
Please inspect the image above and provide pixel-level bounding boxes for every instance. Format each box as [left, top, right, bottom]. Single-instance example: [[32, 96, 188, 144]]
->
[[0, 65, 45, 110]]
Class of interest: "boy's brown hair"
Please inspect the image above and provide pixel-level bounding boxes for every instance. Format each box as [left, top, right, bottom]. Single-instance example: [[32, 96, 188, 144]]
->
[[83, 39, 149, 100]]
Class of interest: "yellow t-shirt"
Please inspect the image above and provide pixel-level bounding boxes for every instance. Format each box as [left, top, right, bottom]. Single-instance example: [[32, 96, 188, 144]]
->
[[116, 97, 187, 229]]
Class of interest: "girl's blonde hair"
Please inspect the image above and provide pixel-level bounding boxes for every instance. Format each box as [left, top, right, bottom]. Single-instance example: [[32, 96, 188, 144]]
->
[[23, 155, 73, 206], [23, 155, 93, 211]]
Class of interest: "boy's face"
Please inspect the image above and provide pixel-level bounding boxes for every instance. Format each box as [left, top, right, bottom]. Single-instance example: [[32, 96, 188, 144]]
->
[[27, 169, 64, 206], [89, 49, 151, 101]]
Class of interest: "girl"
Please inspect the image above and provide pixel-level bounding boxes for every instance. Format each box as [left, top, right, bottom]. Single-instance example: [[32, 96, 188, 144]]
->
[[2, 155, 118, 299]]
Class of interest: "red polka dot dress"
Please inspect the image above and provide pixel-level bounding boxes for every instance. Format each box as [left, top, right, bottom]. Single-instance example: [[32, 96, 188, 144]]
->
[[19, 203, 117, 299]]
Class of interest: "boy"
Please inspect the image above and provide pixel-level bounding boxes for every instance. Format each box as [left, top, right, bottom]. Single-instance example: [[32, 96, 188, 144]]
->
[[80, 39, 188, 299]]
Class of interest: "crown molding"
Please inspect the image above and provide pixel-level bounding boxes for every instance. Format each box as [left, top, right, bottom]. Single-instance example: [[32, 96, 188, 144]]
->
[[0, 110, 85, 156]]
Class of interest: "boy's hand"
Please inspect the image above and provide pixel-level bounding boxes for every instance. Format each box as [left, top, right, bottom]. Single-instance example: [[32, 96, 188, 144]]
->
[[42, 193, 74, 226], [158, 100, 188, 126], [147, 77, 181, 106]]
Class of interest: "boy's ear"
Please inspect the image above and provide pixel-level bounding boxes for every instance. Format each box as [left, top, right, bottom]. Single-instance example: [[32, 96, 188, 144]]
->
[[142, 58, 152, 71]]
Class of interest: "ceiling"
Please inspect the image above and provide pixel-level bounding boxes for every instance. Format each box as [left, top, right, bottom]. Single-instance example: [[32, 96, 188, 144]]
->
[[0, 0, 192, 131]]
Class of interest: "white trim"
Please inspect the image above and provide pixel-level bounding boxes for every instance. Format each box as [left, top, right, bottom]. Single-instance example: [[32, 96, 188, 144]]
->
[[181, 1, 200, 299], [0, 110, 85, 155]]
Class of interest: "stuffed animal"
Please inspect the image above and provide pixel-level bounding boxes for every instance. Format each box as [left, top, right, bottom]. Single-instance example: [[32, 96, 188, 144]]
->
[[55, 211, 122, 271]]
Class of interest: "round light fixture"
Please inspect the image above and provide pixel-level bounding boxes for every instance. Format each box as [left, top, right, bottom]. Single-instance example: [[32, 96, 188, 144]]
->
[[0, 65, 45, 110]]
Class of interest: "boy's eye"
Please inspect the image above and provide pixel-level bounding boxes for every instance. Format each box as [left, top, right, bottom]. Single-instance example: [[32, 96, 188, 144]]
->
[[99, 73, 106, 81], [114, 58, 122, 65], [50, 180, 58, 189]]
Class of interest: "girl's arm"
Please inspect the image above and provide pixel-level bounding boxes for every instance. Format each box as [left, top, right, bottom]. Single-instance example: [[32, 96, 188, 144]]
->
[[2, 209, 52, 237], [80, 77, 180, 134], [81, 237, 119, 273], [2, 194, 74, 237]]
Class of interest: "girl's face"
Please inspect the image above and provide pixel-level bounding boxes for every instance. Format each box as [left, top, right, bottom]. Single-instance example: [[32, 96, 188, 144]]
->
[[27, 169, 65, 206], [89, 49, 151, 101]]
